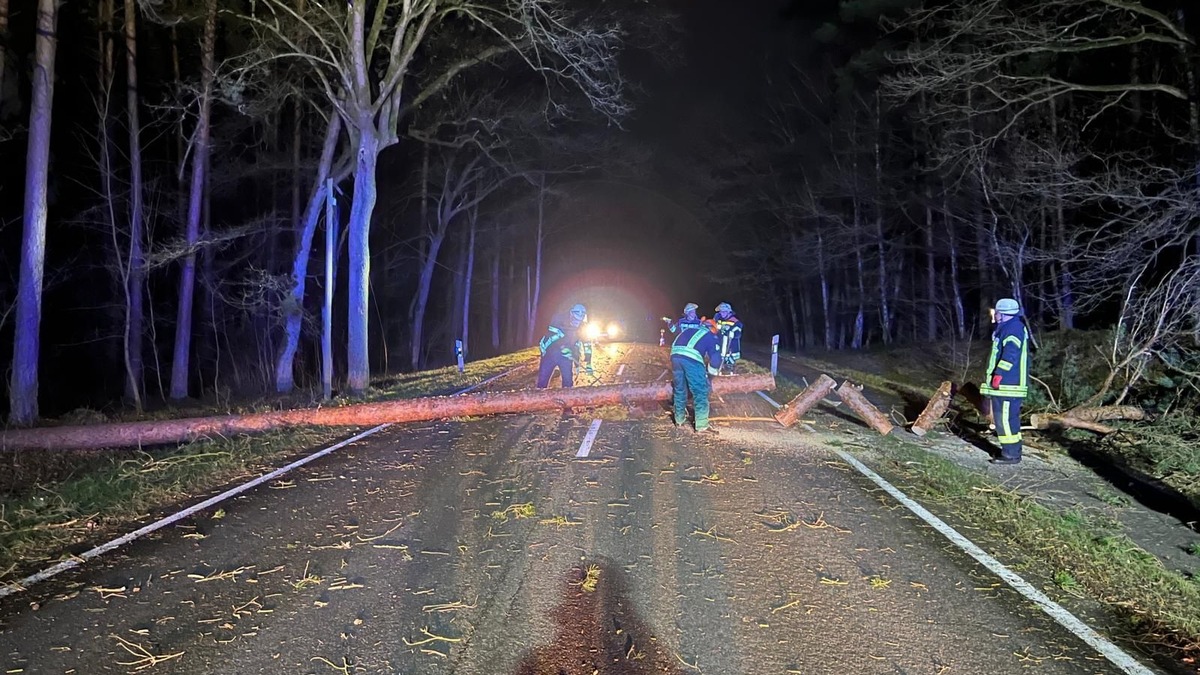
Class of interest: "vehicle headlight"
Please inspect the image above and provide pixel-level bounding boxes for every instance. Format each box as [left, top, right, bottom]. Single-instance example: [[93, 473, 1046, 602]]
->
[[583, 323, 602, 341], [606, 322, 621, 339]]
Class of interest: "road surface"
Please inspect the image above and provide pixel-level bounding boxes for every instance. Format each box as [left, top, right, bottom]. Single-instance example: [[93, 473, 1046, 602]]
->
[[0, 344, 1147, 674]]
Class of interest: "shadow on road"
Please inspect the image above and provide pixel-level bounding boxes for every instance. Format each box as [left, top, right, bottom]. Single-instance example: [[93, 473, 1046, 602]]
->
[[514, 559, 687, 675]]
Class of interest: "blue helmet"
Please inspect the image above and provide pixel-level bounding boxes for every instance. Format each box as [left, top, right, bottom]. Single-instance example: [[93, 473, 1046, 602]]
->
[[569, 304, 587, 327]]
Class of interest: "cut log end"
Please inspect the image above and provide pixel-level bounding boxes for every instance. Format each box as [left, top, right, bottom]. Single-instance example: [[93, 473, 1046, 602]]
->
[[833, 381, 895, 436], [773, 374, 837, 428]]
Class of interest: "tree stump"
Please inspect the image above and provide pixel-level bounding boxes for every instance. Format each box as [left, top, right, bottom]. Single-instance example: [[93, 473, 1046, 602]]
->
[[911, 381, 954, 437], [834, 381, 895, 435], [773, 374, 837, 428]]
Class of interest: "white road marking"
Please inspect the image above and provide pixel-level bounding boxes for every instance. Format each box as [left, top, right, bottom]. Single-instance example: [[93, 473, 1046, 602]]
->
[[616, 364, 626, 377], [0, 365, 527, 599], [754, 391, 1155, 675], [575, 418, 603, 458], [655, 369, 669, 382]]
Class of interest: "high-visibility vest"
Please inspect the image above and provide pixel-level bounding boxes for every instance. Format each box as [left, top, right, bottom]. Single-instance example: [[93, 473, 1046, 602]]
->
[[670, 329, 708, 364], [981, 322, 1029, 397]]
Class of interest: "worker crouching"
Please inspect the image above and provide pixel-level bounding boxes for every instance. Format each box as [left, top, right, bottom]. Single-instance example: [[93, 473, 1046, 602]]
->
[[670, 319, 723, 434], [537, 304, 587, 389]]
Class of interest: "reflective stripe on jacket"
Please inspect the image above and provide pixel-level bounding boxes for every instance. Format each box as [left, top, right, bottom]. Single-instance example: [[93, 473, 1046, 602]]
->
[[981, 319, 1029, 398], [670, 326, 721, 373]]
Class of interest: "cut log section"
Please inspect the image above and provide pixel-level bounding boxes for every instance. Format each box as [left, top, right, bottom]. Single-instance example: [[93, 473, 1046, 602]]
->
[[773, 374, 837, 428], [911, 381, 954, 437], [0, 374, 775, 451], [1030, 405, 1147, 436], [834, 381, 896, 435]]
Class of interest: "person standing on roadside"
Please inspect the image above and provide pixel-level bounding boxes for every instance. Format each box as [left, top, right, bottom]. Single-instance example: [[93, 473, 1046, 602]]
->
[[981, 298, 1030, 465]]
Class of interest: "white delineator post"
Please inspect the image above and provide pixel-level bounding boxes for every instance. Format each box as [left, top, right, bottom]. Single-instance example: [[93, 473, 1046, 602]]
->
[[322, 178, 336, 401], [771, 334, 779, 377], [455, 339, 465, 373]]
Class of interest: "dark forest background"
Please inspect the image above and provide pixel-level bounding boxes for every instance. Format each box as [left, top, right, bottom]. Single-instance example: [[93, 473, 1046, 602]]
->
[[1, 0, 1197, 421]]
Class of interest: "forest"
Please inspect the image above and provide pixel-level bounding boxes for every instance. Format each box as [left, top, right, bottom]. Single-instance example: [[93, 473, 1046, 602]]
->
[[0, 0, 1197, 424]]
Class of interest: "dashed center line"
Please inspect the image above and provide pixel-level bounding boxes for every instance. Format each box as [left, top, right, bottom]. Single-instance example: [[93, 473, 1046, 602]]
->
[[575, 418, 603, 458]]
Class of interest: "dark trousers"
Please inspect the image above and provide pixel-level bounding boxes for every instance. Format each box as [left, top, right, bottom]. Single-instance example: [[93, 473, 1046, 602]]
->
[[536, 351, 573, 389], [989, 396, 1023, 460], [671, 356, 710, 430]]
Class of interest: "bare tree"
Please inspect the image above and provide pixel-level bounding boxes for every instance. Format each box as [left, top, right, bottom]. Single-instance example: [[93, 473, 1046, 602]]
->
[[8, 0, 58, 425], [246, 0, 628, 393], [169, 0, 218, 401], [124, 0, 146, 408]]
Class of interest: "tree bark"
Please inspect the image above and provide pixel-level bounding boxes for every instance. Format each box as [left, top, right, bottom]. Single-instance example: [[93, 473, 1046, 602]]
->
[[526, 176, 545, 344], [817, 228, 832, 350], [0, 0, 8, 99], [169, 0, 217, 401], [347, 128, 380, 393], [911, 380, 954, 436], [275, 114, 343, 392], [8, 0, 58, 425], [409, 226, 446, 371], [1, 374, 776, 451], [462, 215, 476, 356], [491, 223, 501, 351], [873, 94, 892, 343], [124, 0, 145, 409], [834, 381, 895, 435], [773, 374, 836, 427]]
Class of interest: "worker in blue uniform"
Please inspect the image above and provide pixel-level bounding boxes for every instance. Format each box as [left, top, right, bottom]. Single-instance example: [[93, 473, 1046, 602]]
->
[[537, 304, 588, 389], [665, 302, 704, 335], [714, 302, 743, 373], [671, 318, 723, 434], [981, 297, 1030, 464]]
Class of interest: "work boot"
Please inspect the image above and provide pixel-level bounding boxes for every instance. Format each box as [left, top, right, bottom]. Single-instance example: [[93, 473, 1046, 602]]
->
[[989, 456, 1020, 465], [695, 426, 719, 436]]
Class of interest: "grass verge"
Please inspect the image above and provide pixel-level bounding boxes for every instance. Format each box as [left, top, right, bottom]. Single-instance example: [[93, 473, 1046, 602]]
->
[[0, 350, 537, 585], [870, 439, 1200, 660]]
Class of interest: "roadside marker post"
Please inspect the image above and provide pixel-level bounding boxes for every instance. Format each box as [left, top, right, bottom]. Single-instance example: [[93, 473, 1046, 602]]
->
[[770, 334, 779, 377], [455, 339, 465, 373]]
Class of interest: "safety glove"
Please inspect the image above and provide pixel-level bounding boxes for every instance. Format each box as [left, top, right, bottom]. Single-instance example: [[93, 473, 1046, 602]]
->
[[990, 373, 1002, 390]]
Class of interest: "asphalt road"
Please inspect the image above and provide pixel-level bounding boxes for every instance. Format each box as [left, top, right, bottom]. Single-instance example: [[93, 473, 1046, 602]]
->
[[0, 344, 1144, 674]]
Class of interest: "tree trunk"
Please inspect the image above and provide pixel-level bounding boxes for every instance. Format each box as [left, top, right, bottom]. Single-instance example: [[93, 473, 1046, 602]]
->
[[873, 95, 891, 344], [1, 374, 776, 451], [911, 380, 954, 436], [275, 114, 342, 392], [945, 194, 966, 339], [8, 0, 58, 425], [773, 374, 836, 427], [347, 129, 380, 393], [169, 0, 216, 401], [98, 0, 121, 396], [526, 177, 545, 344], [410, 227, 446, 371], [786, 282, 800, 351], [124, 0, 144, 409], [817, 229, 832, 350], [491, 224, 501, 351], [462, 216, 476, 356], [924, 188, 937, 341], [0, 0, 8, 99], [834, 381, 894, 435]]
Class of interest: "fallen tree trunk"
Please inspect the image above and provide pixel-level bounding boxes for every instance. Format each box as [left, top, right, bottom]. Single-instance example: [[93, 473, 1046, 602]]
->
[[911, 381, 954, 437], [773, 374, 837, 428], [1030, 405, 1147, 436], [834, 381, 895, 435], [0, 374, 775, 451]]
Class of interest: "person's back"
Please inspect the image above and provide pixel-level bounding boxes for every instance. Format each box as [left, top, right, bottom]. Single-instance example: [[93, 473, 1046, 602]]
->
[[670, 322, 722, 433]]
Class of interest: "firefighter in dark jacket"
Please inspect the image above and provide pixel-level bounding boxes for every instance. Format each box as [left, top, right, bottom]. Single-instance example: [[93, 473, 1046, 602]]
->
[[671, 318, 723, 434], [537, 304, 587, 389], [981, 298, 1029, 464], [665, 302, 704, 335], [714, 302, 744, 372]]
